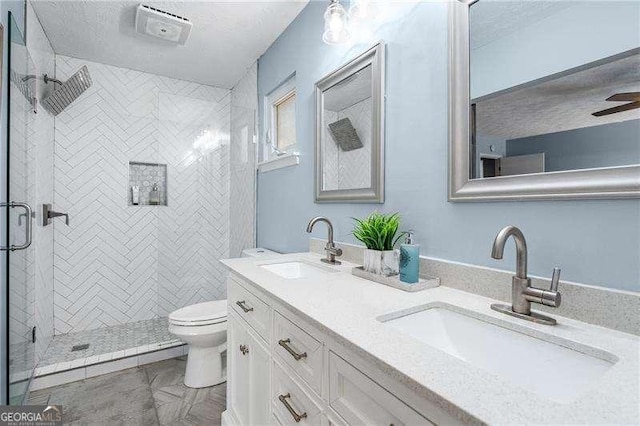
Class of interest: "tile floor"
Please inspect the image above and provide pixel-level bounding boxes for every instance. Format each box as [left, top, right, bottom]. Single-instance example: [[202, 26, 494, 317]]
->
[[42, 317, 175, 366], [28, 357, 226, 425], [11, 318, 177, 379], [32, 317, 185, 381]]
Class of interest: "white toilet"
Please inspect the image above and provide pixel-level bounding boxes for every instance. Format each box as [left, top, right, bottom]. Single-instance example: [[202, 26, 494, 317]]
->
[[168, 248, 278, 388], [169, 300, 228, 388]]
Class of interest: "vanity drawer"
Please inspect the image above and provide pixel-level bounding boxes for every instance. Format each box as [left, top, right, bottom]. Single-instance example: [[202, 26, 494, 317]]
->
[[228, 275, 270, 341], [328, 352, 433, 426], [272, 361, 322, 426], [273, 311, 323, 395]]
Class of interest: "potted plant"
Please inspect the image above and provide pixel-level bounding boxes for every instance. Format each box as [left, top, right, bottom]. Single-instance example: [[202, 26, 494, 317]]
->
[[352, 212, 407, 275]]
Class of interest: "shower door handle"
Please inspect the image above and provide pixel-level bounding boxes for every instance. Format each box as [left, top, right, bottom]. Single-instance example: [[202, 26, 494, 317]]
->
[[18, 210, 35, 226], [0, 202, 33, 251]]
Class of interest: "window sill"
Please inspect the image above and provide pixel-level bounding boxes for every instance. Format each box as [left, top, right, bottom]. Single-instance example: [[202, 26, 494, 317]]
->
[[258, 153, 300, 173]]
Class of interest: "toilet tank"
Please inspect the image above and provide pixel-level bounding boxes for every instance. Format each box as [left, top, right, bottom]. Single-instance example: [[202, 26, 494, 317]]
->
[[241, 248, 278, 258]]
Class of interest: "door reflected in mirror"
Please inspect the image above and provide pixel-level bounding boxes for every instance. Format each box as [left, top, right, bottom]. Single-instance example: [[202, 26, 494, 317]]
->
[[469, 1, 640, 180]]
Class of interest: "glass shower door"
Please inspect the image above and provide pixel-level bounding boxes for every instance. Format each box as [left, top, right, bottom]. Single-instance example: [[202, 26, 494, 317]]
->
[[5, 12, 37, 405]]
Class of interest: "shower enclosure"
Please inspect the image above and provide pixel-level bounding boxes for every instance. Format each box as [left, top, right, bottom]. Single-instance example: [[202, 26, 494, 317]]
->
[[4, 7, 257, 402], [6, 12, 38, 404]]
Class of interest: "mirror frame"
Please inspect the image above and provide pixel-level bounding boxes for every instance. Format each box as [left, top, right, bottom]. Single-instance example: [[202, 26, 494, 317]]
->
[[449, 0, 640, 202], [315, 42, 385, 203]]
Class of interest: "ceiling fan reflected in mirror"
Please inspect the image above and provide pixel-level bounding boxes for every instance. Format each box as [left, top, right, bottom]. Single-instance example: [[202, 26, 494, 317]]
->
[[592, 92, 640, 117]]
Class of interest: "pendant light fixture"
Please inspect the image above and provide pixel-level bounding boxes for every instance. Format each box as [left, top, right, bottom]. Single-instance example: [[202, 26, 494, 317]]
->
[[323, 0, 350, 45]]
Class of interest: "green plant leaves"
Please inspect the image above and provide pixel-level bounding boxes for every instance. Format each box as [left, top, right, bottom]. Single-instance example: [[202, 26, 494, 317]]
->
[[351, 212, 406, 251]]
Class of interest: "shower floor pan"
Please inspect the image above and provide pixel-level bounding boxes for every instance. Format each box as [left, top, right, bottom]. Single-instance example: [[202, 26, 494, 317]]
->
[[33, 317, 185, 388]]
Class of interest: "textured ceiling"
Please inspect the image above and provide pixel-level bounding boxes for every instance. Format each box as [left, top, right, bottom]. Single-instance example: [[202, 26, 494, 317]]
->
[[470, 1, 573, 50], [31, 0, 308, 88], [475, 54, 640, 140]]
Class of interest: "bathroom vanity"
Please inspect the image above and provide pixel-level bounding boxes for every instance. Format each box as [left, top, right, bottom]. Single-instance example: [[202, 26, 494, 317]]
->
[[220, 253, 639, 425]]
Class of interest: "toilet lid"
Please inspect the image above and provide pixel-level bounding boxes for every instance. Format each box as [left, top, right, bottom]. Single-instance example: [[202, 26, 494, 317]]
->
[[169, 300, 227, 326]]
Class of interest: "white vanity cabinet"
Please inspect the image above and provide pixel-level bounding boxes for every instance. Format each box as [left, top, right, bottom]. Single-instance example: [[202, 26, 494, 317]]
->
[[327, 353, 433, 425], [227, 312, 270, 425], [225, 273, 447, 426], [225, 282, 273, 425]]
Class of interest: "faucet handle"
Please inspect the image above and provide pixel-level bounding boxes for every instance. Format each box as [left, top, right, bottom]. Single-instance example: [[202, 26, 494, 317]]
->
[[326, 245, 342, 256], [550, 267, 561, 292]]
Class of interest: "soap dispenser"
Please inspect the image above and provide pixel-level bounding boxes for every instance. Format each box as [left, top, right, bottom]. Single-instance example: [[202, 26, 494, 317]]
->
[[399, 232, 420, 284], [148, 183, 160, 205]]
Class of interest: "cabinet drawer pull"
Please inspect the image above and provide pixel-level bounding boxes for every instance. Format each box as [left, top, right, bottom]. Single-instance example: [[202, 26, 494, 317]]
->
[[278, 393, 307, 422], [235, 300, 254, 313], [278, 339, 307, 361], [239, 344, 249, 355]]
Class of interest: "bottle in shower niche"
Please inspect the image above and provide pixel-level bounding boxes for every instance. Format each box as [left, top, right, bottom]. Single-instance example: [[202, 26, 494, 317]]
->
[[131, 186, 140, 205], [148, 183, 160, 205], [399, 232, 420, 284]]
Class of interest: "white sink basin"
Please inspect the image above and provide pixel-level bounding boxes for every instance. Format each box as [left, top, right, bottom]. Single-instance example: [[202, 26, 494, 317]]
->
[[381, 304, 616, 403], [260, 261, 338, 279]]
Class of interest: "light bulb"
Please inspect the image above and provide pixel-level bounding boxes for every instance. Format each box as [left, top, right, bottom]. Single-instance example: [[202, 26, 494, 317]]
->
[[349, 0, 376, 21], [328, 12, 344, 34], [323, 0, 350, 45]]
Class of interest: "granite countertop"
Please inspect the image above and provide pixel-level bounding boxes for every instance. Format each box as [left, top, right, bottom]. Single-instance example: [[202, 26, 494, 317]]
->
[[221, 252, 640, 425]]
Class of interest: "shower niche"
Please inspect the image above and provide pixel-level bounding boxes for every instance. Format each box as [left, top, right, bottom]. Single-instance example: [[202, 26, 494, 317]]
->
[[128, 161, 167, 206]]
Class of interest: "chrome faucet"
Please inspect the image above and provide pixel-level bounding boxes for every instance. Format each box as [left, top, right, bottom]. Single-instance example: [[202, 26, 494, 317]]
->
[[306, 217, 342, 265], [490, 225, 561, 325]]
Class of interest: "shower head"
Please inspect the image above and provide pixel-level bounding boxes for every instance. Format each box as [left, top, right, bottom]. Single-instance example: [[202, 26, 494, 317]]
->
[[328, 117, 363, 151], [42, 65, 92, 116]]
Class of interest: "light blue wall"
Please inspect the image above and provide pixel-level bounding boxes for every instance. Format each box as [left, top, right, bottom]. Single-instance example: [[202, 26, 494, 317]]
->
[[507, 120, 640, 172], [257, 1, 640, 292], [1, 1, 26, 405], [471, 2, 640, 99]]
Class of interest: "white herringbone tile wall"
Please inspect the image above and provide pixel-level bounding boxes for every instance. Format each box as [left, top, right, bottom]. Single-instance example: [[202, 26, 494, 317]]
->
[[54, 56, 231, 333], [156, 91, 230, 315], [7, 5, 57, 387], [28, 2, 56, 361]]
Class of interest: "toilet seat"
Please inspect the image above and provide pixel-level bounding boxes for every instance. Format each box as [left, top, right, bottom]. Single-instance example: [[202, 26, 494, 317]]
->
[[169, 300, 227, 326]]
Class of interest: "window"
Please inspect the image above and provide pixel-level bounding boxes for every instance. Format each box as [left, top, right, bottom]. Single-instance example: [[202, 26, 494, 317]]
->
[[275, 92, 296, 150], [264, 75, 297, 162]]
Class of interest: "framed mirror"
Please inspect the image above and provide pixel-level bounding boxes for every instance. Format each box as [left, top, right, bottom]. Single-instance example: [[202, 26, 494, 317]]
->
[[449, 0, 640, 201], [315, 42, 385, 203]]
